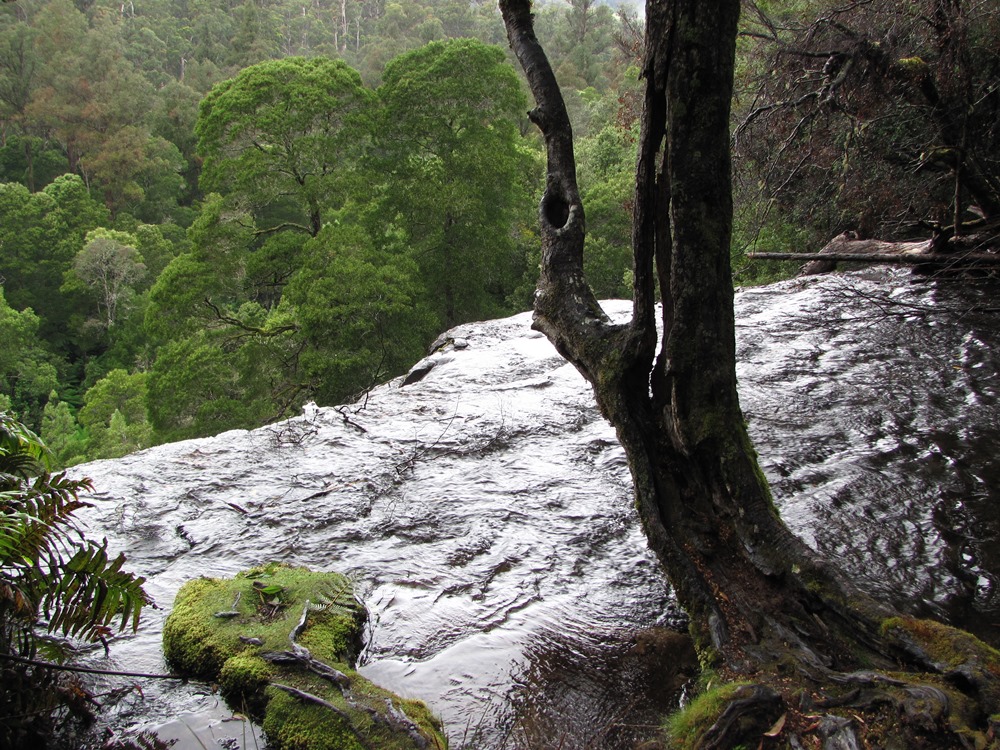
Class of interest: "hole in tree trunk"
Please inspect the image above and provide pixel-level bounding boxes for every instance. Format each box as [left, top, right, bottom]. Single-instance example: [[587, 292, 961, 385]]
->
[[542, 192, 570, 229]]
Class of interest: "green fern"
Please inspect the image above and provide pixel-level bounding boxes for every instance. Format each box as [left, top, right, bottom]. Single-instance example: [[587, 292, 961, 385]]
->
[[0, 411, 152, 746], [103, 730, 178, 750], [310, 575, 360, 616]]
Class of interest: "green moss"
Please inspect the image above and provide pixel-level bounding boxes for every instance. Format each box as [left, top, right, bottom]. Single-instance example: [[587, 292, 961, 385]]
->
[[735, 424, 779, 516], [695, 644, 720, 672], [162, 577, 239, 678], [163, 564, 364, 675], [297, 615, 360, 663], [882, 617, 1000, 672], [897, 56, 929, 76], [263, 688, 365, 750], [883, 616, 1000, 718], [162, 563, 447, 749], [666, 680, 751, 750], [219, 653, 274, 716]]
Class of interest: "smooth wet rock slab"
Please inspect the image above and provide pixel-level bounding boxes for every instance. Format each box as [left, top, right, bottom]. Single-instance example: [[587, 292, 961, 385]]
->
[[75, 269, 1000, 748]]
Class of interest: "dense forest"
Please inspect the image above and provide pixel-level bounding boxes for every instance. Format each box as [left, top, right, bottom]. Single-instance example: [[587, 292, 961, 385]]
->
[[1, 0, 997, 466]]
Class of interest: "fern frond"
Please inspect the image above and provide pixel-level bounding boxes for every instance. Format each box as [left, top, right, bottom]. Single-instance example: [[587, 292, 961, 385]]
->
[[0, 413, 51, 474], [309, 575, 360, 616], [0, 454, 39, 486], [1, 410, 151, 744], [0, 473, 92, 575], [42, 540, 151, 640]]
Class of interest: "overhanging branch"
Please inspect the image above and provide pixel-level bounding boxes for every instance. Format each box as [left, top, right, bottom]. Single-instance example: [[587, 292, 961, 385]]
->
[[499, 0, 620, 382], [253, 221, 313, 237]]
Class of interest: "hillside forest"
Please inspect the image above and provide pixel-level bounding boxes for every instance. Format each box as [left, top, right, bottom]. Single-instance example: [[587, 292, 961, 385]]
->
[[1, 0, 998, 466]]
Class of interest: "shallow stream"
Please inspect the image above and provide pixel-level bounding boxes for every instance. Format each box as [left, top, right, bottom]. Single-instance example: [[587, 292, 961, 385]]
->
[[73, 269, 1000, 749]]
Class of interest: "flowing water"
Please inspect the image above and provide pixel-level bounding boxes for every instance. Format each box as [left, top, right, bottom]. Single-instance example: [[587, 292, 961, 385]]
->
[[70, 268, 1000, 749]]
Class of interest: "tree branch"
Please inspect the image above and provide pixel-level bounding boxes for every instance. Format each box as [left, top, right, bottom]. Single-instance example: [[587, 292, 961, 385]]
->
[[269, 683, 371, 749], [203, 298, 299, 336], [749, 250, 1000, 264], [253, 221, 314, 237], [498, 0, 620, 384], [0, 652, 184, 680]]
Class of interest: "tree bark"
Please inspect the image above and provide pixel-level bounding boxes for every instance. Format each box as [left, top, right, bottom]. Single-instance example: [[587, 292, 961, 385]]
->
[[501, 0, 891, 669], [500, 0, 1000, 745]]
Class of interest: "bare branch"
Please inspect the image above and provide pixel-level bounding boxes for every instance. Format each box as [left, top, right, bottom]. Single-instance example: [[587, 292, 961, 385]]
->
[[253, 221, 314, 237], [203, 298, 299, 336]]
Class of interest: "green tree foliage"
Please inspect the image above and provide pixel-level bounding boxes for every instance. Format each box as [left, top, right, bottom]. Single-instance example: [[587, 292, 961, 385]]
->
[[0, 288, 59, 427], [85, 127, 187, 222], [40, 392, 87, 467], [0, 23, 57, 190], [196, 56, 373, 236], [0, 135, 67, 191], [145, 43, 538, 436], [78, 369, 153, 459], [142, 192, 288, 437], [147, 79, 205, 210], [69, 230, 147, 331], [146, 329, 277, 440], [144, 252, 218, 344], [374, 38, 537, 327], [133, 222, 186, 282], [28, 1, 154, 176], [352, 0, 506, 82], [286, 220, 435, 404], [575, 122, 638, 298], [0, 175, 110, 349], [537, 0, 616, 90], [67, 224, 182, 389], [0, 411, 151, 747], [531, 0, 629, 137], [0, 0, 644, 456], [230, 0, 281, 66]]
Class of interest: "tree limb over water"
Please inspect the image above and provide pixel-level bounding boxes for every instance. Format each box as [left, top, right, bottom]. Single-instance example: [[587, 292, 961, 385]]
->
[[751, 226, 1000, 274], [499, 0, 1000, 746]]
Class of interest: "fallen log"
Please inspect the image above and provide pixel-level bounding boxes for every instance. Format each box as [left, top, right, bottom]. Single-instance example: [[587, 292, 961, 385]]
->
[[747, 250, 1000, 265], [748, 230, 1000, 274]]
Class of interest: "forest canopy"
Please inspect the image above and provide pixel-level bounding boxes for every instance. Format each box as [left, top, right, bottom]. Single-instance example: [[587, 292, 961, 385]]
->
[[1, 0, 997, 464]]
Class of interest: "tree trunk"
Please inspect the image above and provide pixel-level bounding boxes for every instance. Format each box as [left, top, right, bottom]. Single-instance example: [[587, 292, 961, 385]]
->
[[797, 233, 937, 275], [501, 0, 886, 671], [500, 0, 1000, 746], [338, 0, 348, 54], [23, 136, 34, 192]]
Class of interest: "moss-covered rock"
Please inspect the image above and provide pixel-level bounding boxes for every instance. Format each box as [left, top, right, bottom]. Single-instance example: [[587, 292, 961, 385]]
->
[[163, 563, 446, 749], [219, 652, 274, 715]]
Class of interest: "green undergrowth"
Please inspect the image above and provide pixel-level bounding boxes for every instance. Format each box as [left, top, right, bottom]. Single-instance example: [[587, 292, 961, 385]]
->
[[663, 618, 1000, 750], [163, 562, 363, 677], [163, 562, 446, 749], [665, 677, 752, 750]]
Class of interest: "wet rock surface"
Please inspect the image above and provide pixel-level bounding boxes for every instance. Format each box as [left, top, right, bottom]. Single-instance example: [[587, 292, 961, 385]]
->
[[75, 269, 1000, 748]]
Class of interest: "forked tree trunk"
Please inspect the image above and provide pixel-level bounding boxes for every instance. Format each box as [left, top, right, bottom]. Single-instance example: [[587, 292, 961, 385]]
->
[[499, 0, 892, 672], [499, 2, 1000, 745]]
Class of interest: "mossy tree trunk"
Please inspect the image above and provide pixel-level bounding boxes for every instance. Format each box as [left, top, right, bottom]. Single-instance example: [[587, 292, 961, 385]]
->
[[499, 2, 1000, 744], [500, 0, 888, 672]]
